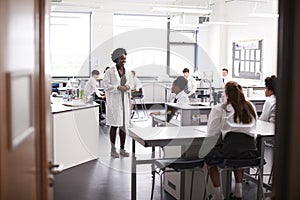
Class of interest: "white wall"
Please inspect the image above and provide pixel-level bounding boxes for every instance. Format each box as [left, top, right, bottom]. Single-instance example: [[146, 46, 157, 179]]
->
[[198, 0, 278, 87], [227, 17, 278, 86], [88, 0, 278, 86], [226, 1, 278, 86]]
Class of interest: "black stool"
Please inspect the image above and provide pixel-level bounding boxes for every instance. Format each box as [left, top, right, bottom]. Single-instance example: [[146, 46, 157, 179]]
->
[[131, 88, 148, 119], [219, 157, 266, 200], [94, 98, 106, 125], [151, 158, 208, 200]]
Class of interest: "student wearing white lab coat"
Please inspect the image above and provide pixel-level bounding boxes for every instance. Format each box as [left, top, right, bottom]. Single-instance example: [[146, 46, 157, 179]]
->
[[221, 68, 230, 88], [259, 75, 277, 123], [84, 70, 104, 98], [149, 76, 189, 116], [131, 70, 142, 91], [182, 68, 197, 99], [103, 48, 133, 158], [171, 76, 189, 104], [205, 81, 258, 200]]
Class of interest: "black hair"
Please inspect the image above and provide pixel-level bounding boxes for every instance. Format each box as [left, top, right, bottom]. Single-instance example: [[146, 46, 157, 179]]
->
[[173, 76, 188, 91], [111, 48, 127, 63], [222, 68, 228, 73], [265, 75, 277, 95], [182, 68, 189, 73], [91, 70, 100, 76], [104, 66, 110, 73]]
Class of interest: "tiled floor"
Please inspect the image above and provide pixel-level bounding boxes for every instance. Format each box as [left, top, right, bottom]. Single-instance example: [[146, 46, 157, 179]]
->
[[54, 110, 273, 200]]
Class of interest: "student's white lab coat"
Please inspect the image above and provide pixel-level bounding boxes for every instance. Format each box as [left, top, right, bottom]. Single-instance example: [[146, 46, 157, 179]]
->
[[221, 76, 230, 88], [172, 90, 190, 104], [259, 94, 276, 123], [207, 103, 257, 139], [84, 77, 102, 97], [186, 76, 197, 97], [132, 77, 142, 91], [103, 66, 133, 128]]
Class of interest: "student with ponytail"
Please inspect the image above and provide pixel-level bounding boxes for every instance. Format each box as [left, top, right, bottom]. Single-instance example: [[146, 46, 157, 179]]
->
[[205, 81, 259, 200]]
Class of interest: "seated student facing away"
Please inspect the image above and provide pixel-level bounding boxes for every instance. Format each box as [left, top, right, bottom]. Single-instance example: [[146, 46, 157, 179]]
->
[[150, 76, 189, 115], [259, 75, 277, 123], [84, 69, 104, 99], [205, 81, 258, 200], [131, 70, 142, 93]]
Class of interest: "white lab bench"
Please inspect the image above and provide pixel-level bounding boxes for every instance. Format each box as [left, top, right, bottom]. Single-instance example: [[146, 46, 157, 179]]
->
[[151, 102, 211, 127], [51, 101, 99, 170], [165, 102, 212, 126], [150, 102, 212, 199], [130, 121, 275, 200], [150, 100, 269, 199]]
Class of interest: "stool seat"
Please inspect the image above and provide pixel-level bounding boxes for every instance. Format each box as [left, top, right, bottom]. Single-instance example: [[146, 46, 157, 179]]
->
[[221, 157, 262, 168], [155, 158, 205, 170], [132, 95, 144, 99]]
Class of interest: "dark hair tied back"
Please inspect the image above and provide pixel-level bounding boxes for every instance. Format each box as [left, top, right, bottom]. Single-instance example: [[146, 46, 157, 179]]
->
[[265, 75, 277, 95], [225, 81, 256, 124]]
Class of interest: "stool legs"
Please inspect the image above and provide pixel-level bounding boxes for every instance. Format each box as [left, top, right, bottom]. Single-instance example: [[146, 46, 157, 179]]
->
[[160, 171, 163, 200], [190, 171, 194, 200], [218, 167, 265, 200], [257, 168, 266, 200], [140, 98, 149, 119], [132, 98, 148, 119], [267, 162, 274, 189]]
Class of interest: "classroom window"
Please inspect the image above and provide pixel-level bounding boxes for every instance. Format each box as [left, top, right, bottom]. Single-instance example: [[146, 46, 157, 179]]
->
[[50, 12, 91, 77], [112, 14, 195, 76]]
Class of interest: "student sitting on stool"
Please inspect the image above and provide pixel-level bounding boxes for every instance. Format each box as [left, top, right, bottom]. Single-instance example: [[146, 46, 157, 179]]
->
[[150, 76, 189, 116], [259, 75, 277, 123], [205, 81, 258, 200], [85, 69, 106, 119]]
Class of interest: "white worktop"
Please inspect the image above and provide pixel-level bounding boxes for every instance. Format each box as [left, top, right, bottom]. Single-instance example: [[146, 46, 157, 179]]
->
[[246, 96, 268, 101], [165, 102, 211, 110], [130, 120, 274, 147], [51, 100, 99, 114]]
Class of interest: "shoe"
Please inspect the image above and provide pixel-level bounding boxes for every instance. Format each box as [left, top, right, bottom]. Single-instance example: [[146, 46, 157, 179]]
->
[[120, 149, 130, 157], [264, 140, 274, 147], [230, 196, 242, 200], [111, 151, 119, 158], [209, 194, 225, 200], [229, 193, 242, 200]]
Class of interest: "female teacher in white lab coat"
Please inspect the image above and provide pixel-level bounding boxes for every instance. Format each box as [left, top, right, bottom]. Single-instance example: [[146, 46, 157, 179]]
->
[[103, 48, 133, 158]]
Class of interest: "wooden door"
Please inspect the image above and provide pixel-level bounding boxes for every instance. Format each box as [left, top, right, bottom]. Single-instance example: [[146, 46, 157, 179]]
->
[[0, 0, 53, 200], [275, 0, 300, 199]]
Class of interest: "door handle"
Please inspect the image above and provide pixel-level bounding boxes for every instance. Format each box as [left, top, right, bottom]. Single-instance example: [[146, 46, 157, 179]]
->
[[49, 174, 55, 187], [48, 161, 64, 175]]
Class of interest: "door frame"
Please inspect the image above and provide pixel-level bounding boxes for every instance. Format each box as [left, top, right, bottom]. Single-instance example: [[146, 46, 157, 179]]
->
[[36, 0, 53, 199], [275, 0, 300, 199]]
